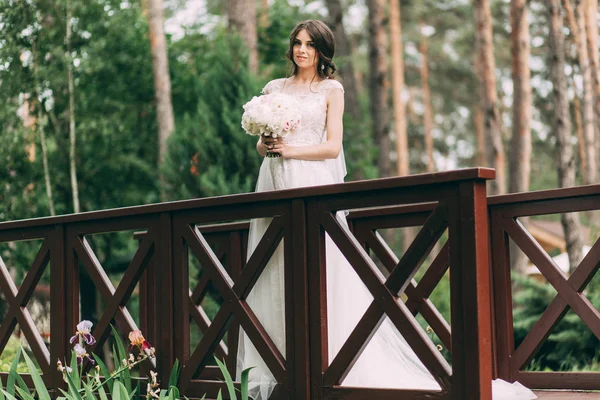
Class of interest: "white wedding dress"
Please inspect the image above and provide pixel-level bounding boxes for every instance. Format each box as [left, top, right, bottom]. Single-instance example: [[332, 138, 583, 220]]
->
[[236, 78, 536, 400]]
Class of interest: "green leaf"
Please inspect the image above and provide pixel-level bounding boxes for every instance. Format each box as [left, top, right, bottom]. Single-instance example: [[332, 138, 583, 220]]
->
[[215, 357, 236, 400], [6, 347, 22, 395], [240, 367, 253, 400], [216, 389, 223, 400], [112, 344, 121, 381], [110, 325, 129, 366], [69, 351, 80, 391], [20, 348, 51, 400], [63, 368, 82, 399], [168, 359, 181, 390], [113, 381, 130, 400], [169, 387, 180, 399], [92, 354, 113, 397], [110, 325, 132, 393], [0, 376, 5, 400], [97, 384, 109, 400], [82, 381, 96, 400], [58, 388, 74, 400], [134, 380, 141, 400], [14, 386, 35, 400], [0, 389, 18, 400]]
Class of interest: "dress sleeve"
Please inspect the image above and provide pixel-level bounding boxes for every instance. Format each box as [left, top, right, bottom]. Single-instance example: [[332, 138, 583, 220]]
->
[[261, 79, 283, 95], [325, 78, 347, 185], [326, 79, 345, 93]]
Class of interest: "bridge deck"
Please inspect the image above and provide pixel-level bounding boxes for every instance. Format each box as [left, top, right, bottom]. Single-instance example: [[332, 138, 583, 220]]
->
[[535, 391, 600, 399]]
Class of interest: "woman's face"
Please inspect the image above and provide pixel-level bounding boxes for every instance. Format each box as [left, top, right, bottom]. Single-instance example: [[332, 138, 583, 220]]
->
[[293, 29, 318, 72]]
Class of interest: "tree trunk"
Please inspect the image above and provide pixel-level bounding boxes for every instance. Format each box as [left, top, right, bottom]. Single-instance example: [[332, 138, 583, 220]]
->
[[562, 0, 587, 182], [325, 0, 361, 121], [583, 0, 600, 172], [66, 0, 80, 213], [472, 53, 486, 167], [507, 0, 533, 275], [574, 0, 598, 185], [574, 89, 587, 180], [547, 0, 584, 272], [562, 0, 580, 47], [38, 106, 55, 216], [367, 0, 391, 177], [259, 0, 269, 29], [509, 0, 532, 194], [473, 0, 506, 194], [419, 22, 434, 173], [389, 0, 408, 177], [32, 41, 55, 216], [474, 105, 486, 167], [147, 0, 175, 198], [350, 34, 365, 94], [228, 0, 258, 74]]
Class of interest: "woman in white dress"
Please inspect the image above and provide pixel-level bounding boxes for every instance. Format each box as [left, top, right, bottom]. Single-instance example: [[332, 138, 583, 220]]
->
[[236, 19, 537, 400]]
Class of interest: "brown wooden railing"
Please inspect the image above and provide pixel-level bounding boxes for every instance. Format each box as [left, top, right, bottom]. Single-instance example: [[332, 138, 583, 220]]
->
[[2, 167, 566, 400], [489, 185, 600, 391]]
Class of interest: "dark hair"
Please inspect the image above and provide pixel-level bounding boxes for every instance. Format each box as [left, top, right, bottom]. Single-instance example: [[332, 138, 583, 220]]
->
[[286, 20, 337, 80]]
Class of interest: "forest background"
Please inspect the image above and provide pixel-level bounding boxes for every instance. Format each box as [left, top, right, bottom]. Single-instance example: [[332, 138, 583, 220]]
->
[[1, 0, 600, 374]]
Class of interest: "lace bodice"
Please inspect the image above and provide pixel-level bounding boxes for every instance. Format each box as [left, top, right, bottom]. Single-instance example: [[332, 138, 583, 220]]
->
[[262, 78, 344, 146]]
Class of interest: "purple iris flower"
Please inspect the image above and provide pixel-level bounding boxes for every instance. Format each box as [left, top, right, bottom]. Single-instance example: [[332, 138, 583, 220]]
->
[[70, 320, 96, 345], [73, 343, 95, 365]]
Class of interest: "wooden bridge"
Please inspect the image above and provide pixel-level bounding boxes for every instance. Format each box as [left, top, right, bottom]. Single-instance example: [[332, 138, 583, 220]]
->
[[0, 168, 599, 399]]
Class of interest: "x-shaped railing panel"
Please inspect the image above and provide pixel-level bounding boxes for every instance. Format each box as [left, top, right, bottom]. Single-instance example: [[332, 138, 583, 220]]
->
[[320, 205, 452, 389], [0, 240, 51, 370], [189, 275, 228, 361], [362, 229, 452, 352], [180, 217, 287, 384], [73, 231, 155, 350], [505, 219, 600, 369]]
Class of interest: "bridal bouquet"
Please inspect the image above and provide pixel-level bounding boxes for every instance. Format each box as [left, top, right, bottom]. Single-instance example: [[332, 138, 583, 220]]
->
[[241, 92, 301, 157]]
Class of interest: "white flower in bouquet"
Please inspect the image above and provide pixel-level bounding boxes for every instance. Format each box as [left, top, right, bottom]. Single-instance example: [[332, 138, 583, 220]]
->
[[241, 93, 301, 139]]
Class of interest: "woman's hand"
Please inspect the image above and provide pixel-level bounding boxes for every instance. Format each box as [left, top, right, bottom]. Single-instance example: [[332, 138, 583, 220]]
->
[[258, 136, 291, 158]]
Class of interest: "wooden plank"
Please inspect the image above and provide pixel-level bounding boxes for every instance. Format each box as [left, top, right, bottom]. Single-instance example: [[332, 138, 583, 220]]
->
[[534, 391, 600, 399], [307, 199, 328, 400], [0, 168, 495, 230], [517, 371, 600, 391], [488, 184, 600, 205], [287, 200, 310, 400], [323, 387, 450, 400], [447, 181, 493, 400], [489, 209, 515, 380]]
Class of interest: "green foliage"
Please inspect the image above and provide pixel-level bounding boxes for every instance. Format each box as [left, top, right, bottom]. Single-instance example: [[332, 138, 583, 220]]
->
[[0, 335, 28, 374], [2, 347, 251, 400], [513, 273, 600, 371], [163, 29, 264, 199], [214, 358, 252, 400]]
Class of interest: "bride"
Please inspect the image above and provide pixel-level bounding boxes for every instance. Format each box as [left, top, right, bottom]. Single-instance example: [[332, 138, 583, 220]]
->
[[236, 19, 537, 400]]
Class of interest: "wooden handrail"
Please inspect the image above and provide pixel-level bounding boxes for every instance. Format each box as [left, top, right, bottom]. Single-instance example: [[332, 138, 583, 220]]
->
[[0, 169, 499, 399]]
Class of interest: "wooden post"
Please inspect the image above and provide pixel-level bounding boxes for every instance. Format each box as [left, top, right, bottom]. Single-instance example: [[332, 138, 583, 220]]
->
[[447, 180, 493, 400], [156, 213, 176, 386], [286, 199, 310, 400], [50, 225, 68, 389], [307, 200, 328, 400]]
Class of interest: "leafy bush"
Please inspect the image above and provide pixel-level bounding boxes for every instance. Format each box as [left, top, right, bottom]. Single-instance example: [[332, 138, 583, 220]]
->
[[513, 273, 600, 371]]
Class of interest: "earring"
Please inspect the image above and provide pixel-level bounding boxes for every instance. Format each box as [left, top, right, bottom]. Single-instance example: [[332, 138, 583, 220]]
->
[[321, 64, 325, 71]]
